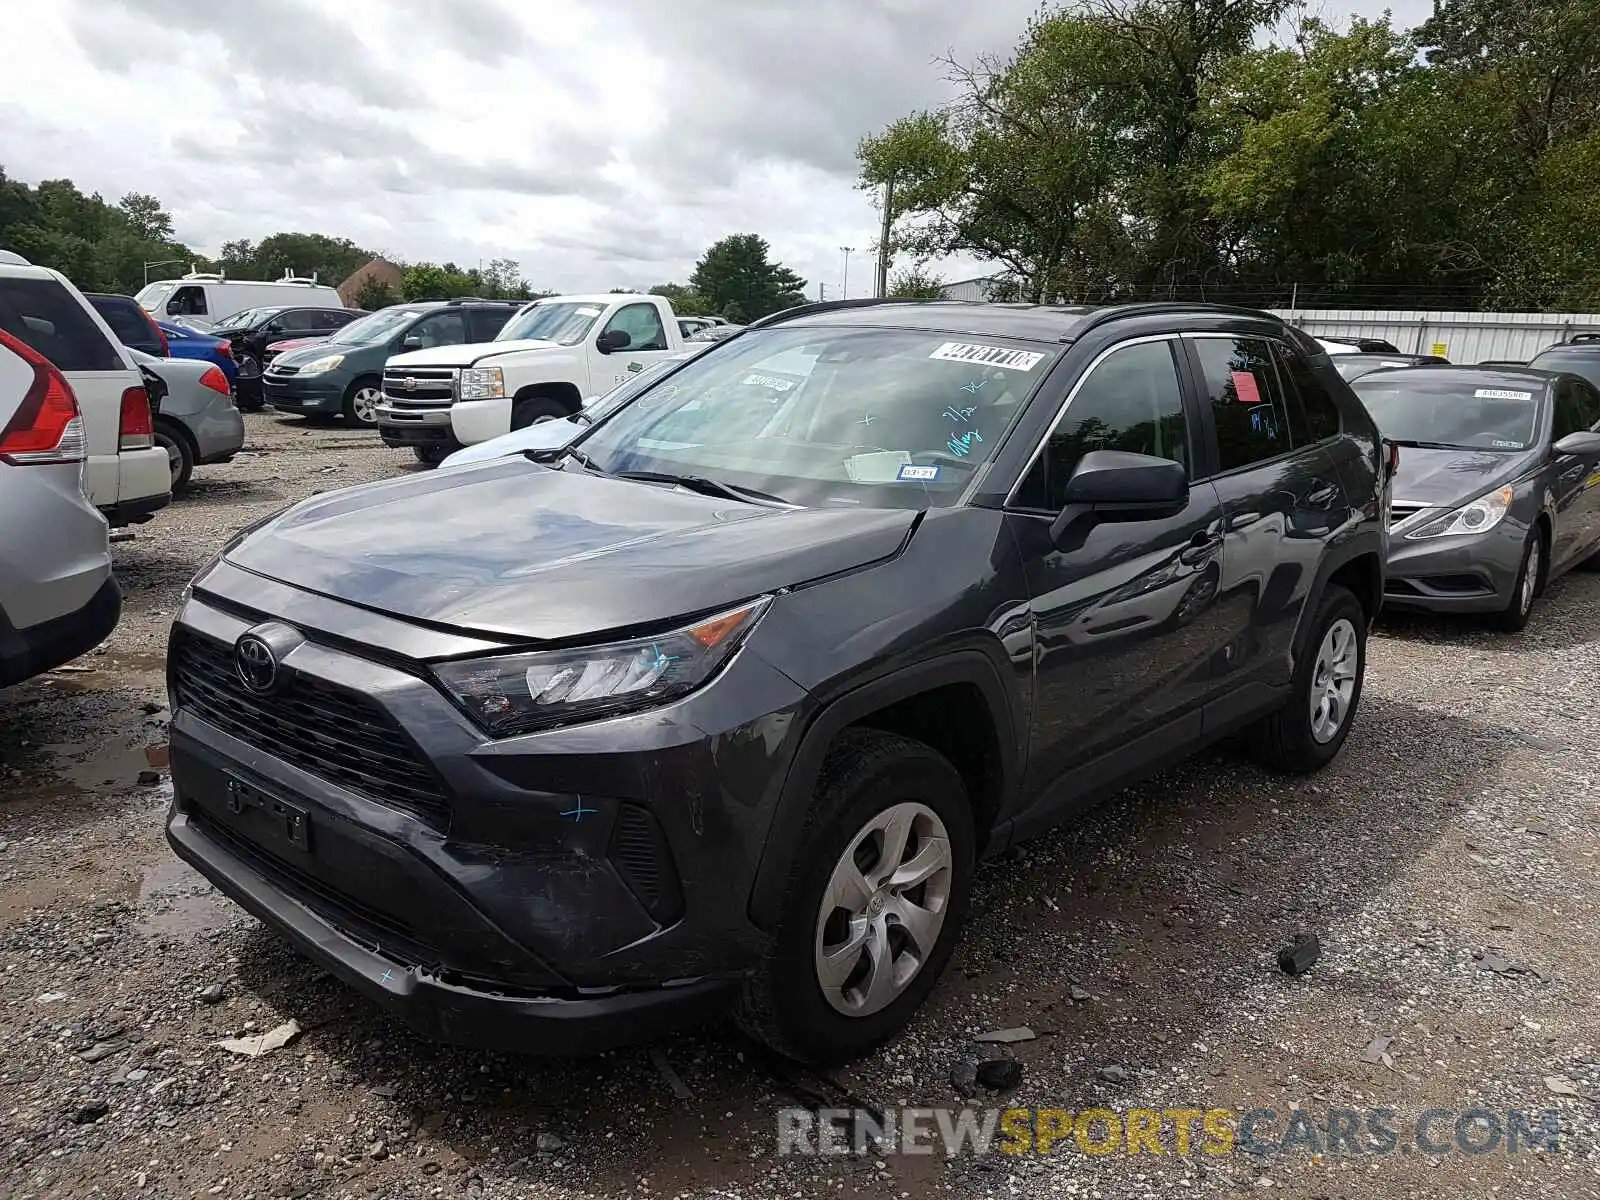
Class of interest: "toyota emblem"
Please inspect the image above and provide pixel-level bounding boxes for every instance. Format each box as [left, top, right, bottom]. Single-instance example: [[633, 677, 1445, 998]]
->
[[234, 635, 278, 693], [403, 376, 417, 392]]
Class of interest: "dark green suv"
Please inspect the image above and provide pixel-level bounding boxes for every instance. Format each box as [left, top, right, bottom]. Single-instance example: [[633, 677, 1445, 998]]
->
[[262, 300, 522, 425]]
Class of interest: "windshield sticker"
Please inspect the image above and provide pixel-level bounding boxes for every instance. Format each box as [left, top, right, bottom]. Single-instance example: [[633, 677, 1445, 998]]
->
[[1475, 388, 1533, 401], [898, 464, 941, 482], [1379, 360, 1410, 367], [1491, 439, 1525, 449], [947, 429, 984, 457], [743, 372, 797, 392], [929, 342, 1045, 372], [576, 307, 602, 317], [1231, 371, 1262, 405], [845, 451, 912, 483], [942, 405, 978, 423]]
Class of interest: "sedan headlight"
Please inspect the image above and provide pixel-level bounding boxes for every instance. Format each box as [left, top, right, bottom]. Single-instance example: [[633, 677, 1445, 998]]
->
[[296, 354, 345, 375], [433, 598, 770, 736], [459, 367, 505, 400], [1405, 484, 1515, 539]]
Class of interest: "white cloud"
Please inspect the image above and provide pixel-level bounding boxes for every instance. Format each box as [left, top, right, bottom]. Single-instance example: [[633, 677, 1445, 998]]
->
[[1, 0, 1439, 300]]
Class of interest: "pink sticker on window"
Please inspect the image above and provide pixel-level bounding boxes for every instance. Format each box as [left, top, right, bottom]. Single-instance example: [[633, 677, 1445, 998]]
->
[[1231, 371, 1261, 404]]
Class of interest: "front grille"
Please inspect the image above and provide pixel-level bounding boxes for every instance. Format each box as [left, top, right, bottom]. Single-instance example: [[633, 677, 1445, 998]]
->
[[1389, 500, 1430, 530], [266, 364, 300, 378], [171, 629, 449, 822], [382, 366, 457, 407]]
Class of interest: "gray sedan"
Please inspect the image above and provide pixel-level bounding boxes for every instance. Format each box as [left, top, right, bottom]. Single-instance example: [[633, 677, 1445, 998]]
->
[[1351, 365, 1600, 630], [128, 348, 246, 490]]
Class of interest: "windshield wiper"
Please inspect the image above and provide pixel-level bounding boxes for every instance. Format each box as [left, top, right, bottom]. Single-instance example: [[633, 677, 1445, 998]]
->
[[523, 445, 603, 473], [613, 470, 790, 507], [1390, 439, 1472, 451]]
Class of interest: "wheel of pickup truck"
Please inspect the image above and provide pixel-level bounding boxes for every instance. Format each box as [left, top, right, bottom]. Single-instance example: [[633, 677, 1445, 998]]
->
[[511, 396, 568, 430], [735, 728, 975, 1065], [413, 445, 451, 466], [342, 377, 382, 426]]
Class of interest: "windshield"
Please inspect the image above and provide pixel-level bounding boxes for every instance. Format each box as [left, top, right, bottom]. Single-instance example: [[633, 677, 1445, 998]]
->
[[333, 306, 429, 345], [496, 301, 603, 346], [137, 283, 174, 312], [575, 326, 1058, 507], [1352, 374, 1542, 451]]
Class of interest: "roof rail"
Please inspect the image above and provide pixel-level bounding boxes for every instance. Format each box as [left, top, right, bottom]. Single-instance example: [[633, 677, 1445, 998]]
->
[[749, 296, 950, 330], [1065, 300, 1282, 343], [182, 270, 226, 281]]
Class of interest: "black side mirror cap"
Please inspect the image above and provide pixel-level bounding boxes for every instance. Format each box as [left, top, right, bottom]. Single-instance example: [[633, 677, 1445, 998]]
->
[[1554, 430, 1600, 456], [596, 329, 631, 353], [1049, 450, 1189, 550]]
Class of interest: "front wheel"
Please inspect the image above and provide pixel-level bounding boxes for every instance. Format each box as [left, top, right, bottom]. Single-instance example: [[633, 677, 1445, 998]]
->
[[511, 396, 569, 430], [413, 444, 451, 466], [342, 380, 382, 426], [1490, 533, 1542, 632], [1247, 583, 1367, 774], [735, 729, 975, 1065]]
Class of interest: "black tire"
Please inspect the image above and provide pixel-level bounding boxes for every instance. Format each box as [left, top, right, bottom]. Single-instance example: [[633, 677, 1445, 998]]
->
[[1247, 583, 1367, 774], [1489, 530, 1543, 632], [154, 418, 195, 491], [511, 395, 569, 430], [734, 728, 975, 1066], [342, 377, 383, 426], [413, 445, 451, 466]]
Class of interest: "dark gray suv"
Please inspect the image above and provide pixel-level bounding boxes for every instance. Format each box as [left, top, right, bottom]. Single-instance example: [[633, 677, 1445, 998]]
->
[[164, 301, 1388, 1064]]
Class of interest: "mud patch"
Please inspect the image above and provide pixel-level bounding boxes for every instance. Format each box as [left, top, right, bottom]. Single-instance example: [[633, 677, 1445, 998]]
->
[[137, 852, 241, 940]]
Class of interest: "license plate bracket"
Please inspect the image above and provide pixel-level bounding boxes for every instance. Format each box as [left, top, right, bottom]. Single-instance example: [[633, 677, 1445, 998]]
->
[[225, 776, 311, 852]]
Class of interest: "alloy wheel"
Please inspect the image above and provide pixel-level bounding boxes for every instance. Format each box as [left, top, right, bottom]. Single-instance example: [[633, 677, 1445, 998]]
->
[[1309, 617, 1359, 745], [351, 386, 381, 424], [1520, 540, 1540, 616], [813, 801, 953, 1018]]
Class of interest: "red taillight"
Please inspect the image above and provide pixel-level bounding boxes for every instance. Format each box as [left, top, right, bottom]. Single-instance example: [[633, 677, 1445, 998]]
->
[[0, 330, 87, 465], [214, 340, 233, 360], [146, 313, 169, 356], [119, 386, 154, 450], [199, 365, 230, 395], [1386, 439, 1401, 479]]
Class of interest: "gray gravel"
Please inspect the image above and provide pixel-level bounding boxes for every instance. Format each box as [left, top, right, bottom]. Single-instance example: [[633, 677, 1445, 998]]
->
[[2, 411, 1597, 1199]]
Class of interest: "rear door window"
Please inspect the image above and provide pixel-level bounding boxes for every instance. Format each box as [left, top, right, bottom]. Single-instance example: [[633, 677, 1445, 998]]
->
[[92, 297, 159, 352], [1189, 336, 1295, 471], [0, 277, 124, 371], [469, 307, 516, 341], [1552, 379, 1589, 439], [1274, 342, 1343, 442]]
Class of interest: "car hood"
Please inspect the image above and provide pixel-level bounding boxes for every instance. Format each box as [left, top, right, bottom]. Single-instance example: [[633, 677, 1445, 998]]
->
[[267, 337, 330, 358], [386, 339, 564, 370], [1393, 445, 1537, 508], [223, 457, 918, 642]]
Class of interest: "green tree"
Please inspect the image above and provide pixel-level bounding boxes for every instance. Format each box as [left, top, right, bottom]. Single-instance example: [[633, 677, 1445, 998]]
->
[[117, 192, 173, 242], [352, 277, 399, 310], [887, 267, 947, 298], [688, 235, 807, 322], [649, 282, 715, 315]]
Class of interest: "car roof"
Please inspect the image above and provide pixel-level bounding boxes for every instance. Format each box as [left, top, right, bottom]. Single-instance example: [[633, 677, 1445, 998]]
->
[[1532, 342, 1600, 357], [1350, 363, 1555, 393]]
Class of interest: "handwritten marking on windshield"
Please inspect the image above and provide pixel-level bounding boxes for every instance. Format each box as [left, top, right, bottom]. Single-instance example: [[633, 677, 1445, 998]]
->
[[960, 379, 987, 395], [859, 412, 876, 427], [943, 405, 977, 423], [947, 430, 984, 457]]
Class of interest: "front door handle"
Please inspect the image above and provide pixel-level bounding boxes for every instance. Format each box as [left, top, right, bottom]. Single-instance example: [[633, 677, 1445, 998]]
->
[[1179, 533, 1223, 566], [1307, 482, 1340, 508]]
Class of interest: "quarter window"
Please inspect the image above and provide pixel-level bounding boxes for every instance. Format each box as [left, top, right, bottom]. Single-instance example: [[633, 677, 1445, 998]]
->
[[0, 277, 124, 371], [1013, 340, 1189, 511], [1275, 343, 1342, 442], [1191, 337, 1294, 471], [1552, 379, 1590, 438]]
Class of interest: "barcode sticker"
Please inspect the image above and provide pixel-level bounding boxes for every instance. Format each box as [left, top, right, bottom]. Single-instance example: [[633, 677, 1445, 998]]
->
[[929, 342, 1045, 372]]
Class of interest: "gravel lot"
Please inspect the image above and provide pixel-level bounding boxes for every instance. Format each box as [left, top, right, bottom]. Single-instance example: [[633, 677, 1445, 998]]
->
[[2, 411, 1597, 1200]]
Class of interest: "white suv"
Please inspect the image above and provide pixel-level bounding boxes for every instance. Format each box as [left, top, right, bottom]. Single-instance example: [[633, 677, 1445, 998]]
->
[[0, 251, 170, 525]]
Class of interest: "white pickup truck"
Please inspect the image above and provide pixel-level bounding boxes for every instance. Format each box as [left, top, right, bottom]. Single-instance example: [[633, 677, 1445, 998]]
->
[[376, 293, 688, 462]]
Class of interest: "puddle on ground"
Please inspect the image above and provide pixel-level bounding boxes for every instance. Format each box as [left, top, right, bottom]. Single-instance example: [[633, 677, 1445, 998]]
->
[[136, 853, 240, 940], [41, 740, 157, 793]]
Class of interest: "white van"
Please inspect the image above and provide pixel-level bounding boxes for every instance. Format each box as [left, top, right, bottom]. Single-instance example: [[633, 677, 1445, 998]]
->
[[136, 271, 343, 325]]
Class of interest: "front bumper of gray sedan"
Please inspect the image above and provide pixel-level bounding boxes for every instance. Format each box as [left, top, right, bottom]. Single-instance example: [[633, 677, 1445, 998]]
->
[[1382, 516, 1528, 613]]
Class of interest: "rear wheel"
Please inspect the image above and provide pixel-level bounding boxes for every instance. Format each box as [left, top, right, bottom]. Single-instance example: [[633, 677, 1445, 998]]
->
[[1490, 531, 1542, 632], [735, 729, 975, 1065], [342, 379, 382, 426], [154, 418, 195, 491], [1248, 583, 1366, 774], [511, 396, 568, 430]]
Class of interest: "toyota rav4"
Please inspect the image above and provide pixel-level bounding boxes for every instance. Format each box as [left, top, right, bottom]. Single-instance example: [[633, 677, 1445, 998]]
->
[[165, 300, 1387, 1064]]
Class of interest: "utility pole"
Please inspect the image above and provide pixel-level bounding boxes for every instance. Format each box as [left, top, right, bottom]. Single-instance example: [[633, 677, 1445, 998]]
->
[[819, 282, 827, 302], [840, 246, 854, 301], [875, 176, 895, 298]]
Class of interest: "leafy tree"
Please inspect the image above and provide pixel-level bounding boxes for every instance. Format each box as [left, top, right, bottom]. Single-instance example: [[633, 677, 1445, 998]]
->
[[887, 267, 947, 299], [352, 277, 399, 310], [689, 235, 807, 322], [117, 192, 173, 242], [649, 282, 715, 315]]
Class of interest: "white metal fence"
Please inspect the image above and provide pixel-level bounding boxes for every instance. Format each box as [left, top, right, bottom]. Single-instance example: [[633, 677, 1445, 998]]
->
[[1266, 310, 1597, 364]]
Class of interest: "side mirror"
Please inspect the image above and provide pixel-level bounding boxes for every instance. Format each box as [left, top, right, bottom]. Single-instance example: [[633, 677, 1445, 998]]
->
[[1554, 430, 1600, 456], [596, 329, 631, 354], [1049, 450, 1189, 550], [400, 335, 423, 350]]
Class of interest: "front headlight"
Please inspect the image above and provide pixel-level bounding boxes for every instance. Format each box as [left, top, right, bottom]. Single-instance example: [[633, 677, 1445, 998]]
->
[[433, 598, 770, 736], [459, 367, 505, 400], [297, 354, 345, 375], [1405, 484, 1515, 539]]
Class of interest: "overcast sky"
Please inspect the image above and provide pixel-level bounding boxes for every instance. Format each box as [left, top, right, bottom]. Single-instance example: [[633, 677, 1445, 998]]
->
[[4, 0, 1432, 299]]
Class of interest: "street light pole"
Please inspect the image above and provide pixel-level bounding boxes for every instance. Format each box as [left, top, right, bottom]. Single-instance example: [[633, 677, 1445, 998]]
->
[[839, 246, 854, 301], [143, 258, 184, 286]]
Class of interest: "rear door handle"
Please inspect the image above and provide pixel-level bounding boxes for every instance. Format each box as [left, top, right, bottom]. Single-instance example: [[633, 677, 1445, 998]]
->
[[1179, 533, 1223, 566]]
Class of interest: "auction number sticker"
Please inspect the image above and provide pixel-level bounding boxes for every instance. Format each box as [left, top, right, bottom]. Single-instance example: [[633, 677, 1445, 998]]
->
[[1475, 388, 1533, 401], [897, 464, 941, 482], [929, 342, 1045, 372]]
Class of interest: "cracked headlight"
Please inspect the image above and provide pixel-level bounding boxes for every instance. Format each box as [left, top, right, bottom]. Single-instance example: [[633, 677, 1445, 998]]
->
[[1405, 484, 1515, 539], [433, 598, 770, 736], [458, 367, 504, 400]]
